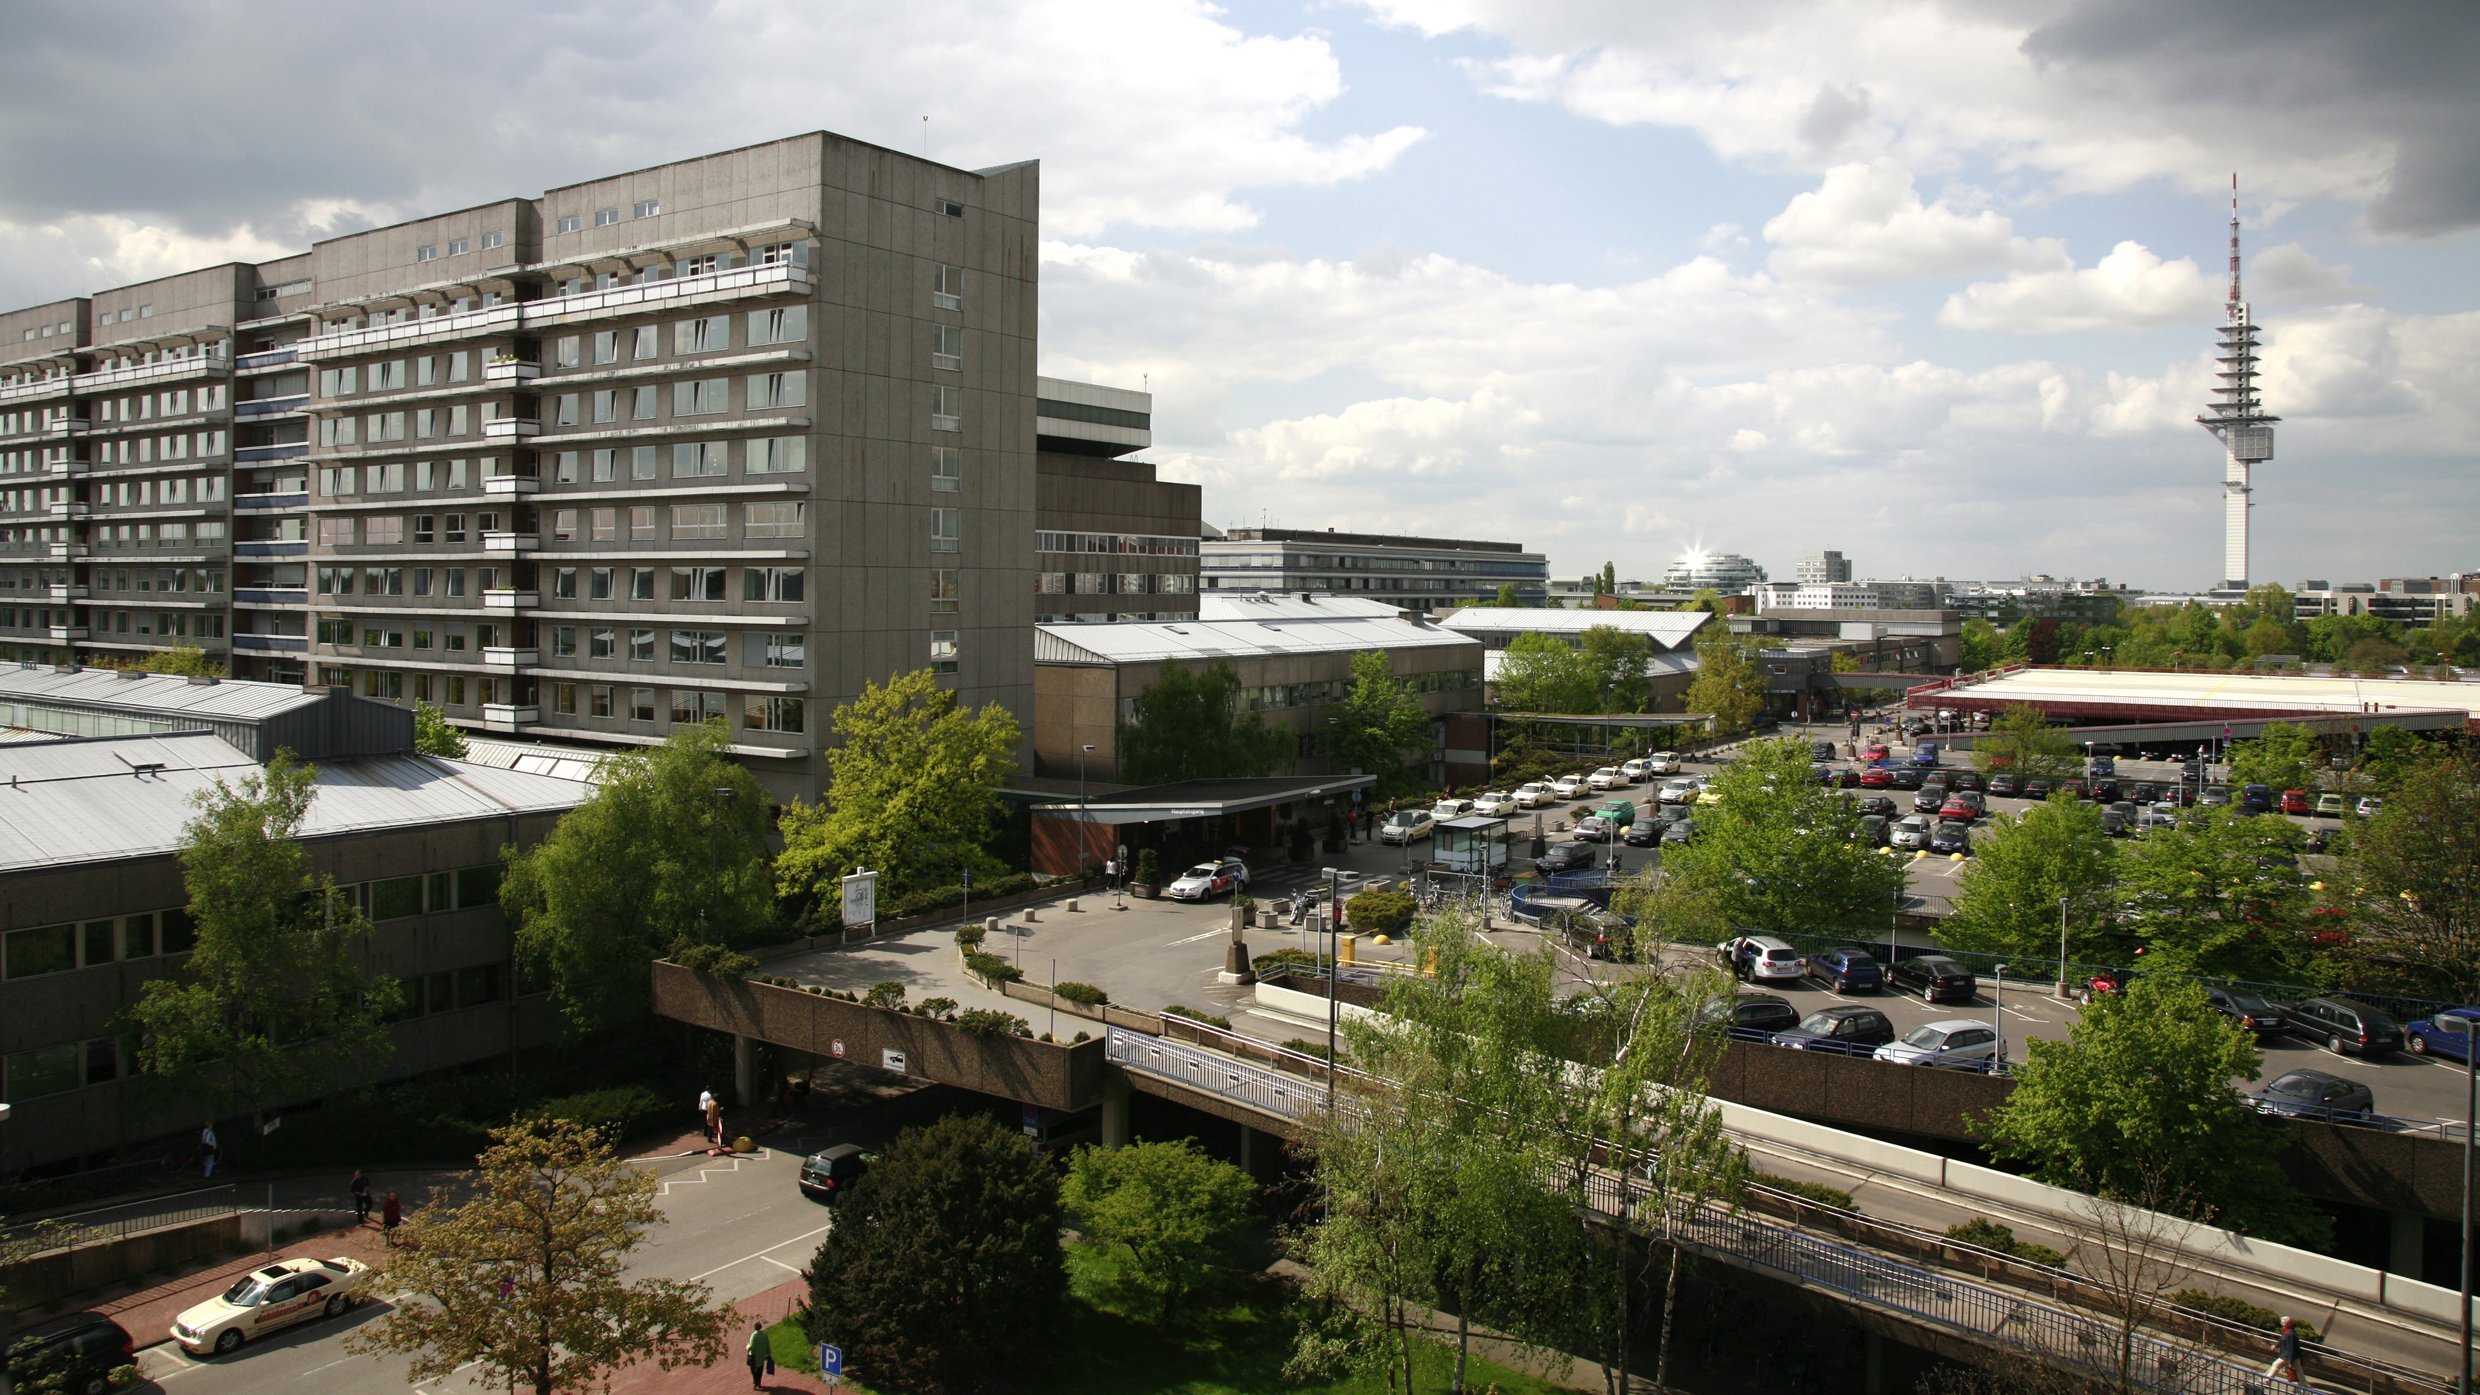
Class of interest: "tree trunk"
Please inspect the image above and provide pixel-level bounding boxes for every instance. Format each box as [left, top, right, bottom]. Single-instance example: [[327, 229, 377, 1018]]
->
[[1453, 1303, 1470, 1395], [1653, 1235, 1685, 1394]]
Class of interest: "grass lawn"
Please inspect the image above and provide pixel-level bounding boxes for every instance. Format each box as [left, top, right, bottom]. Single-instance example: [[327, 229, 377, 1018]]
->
[[765, 1243, 1583, 1395]]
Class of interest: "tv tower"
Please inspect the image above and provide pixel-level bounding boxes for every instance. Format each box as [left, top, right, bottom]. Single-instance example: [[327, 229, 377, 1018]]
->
[[2195, 173, 2277, 592]]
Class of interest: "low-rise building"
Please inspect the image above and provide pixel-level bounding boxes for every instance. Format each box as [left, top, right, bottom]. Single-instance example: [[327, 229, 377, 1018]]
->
[[1199, 528, 1546, 611], [1728, 609, 1961, 674]]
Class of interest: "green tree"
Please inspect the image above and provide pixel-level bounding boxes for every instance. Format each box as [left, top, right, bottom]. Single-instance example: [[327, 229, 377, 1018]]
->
[[501, 722, 772, 1039], [1491, 631, 1597, 713], [2116, 807, 2311, 981], [2332, 753, 2480, 1003], [804, 1114, 1065, 1395], [1578, 624, 1653, 713], [1977, 977, 2319, 1244], [1958, 618, 2005, 672], [1972, 704, 2080, 784], [776, 669, 1021, 908], [1680, 624, 1764, 738], [1062, 1139, 1256, 1323], [1328, 650, 1435, 797], [347, 1117, 726, 1395], [1636, 738, 1903, 938], [1941, 796, 2119, 966], [2359, 725, 2444, 791], [2226, 720, 2319, 794], [1488, 582, 1524, 608], [136, 644, 222, 677], [412, 700, 469, 758], [121, 752, 403, 1128], [1597, 560, 1617, 596], [1112, 660, 1289, 783]]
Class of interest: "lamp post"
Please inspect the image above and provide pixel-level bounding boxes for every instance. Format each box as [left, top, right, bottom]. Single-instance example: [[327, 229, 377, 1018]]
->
[[1992, 964, 2007, 1069], [2442, 1012, 2478, 1395], [1077, 744, 1095, 876], [2057, 895, 2071, 996], [1319, 866, 1343, 1108]]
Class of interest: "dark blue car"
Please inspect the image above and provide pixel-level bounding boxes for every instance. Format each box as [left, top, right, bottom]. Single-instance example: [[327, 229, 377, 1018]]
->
[[2406, 1007, 2480, 1062], [1804, 946, 1883, 993]]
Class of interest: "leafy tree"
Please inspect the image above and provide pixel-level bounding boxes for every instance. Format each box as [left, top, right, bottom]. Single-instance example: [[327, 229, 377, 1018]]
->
[[1112, 659, 1289, 783], [2332, 753, 2480, 1003], [346, 1117, 727, 1395], [1639, 738, 1902, 938], [1327, 650, 1435, 797], [1062, 1139, 1256, 1323], [2342, 635, 2407, 673], [137, 644, 222, 677], [2226, 720, 2319, 794], [1942, 796, 2119, 966], [1958, 618, 2004, 672], [1597, 560, 1617, 596], [1488, 582, 1524, 607], [1491, 631, 1598, 713], [1681, 624, 1764, 738], [1972, 704, 2080, 784], [2358, 725, 2444, 791], [776, 669, 1021, 907], [804, 1114, 1065, 1395], [412, 700, 468, 758], [1577, 624, 1653, 713], [121, 752, 403, 1127], [502, 722, 772, 1039], [1976, 977, 2319, 1245], [2116, 807, 2310, 982], [2303, 612, 2393, 664]]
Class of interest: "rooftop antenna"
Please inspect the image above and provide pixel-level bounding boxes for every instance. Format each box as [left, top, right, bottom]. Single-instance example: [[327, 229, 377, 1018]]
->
[[2195, 172, 2277, 594]]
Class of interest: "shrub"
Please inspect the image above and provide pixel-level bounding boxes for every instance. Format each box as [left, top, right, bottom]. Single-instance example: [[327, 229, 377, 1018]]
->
[[1754, 1172, 1855, 1212], [1281, 1038, 1333, 1060], [1161, 1004, 1232, 1030], [863, 980, 908, 1010], [1053, 981, 1108, 1007], [1942, 1219, 2065, 1267], [917, 996, 959, 1021], [2171, 1291, 2318, 1344], [1071, 1030, 1091, 1044], [1132, 849, 1162, 886], [532, 1084, 667, 1142], [673, 941, 759, 979], [1344, 889, 1415, 935], [954, 923, 987, 949], [1253, 947, 1327, 972], [955, 1008, 1031, 1039], [964, 950, 1024, 985]]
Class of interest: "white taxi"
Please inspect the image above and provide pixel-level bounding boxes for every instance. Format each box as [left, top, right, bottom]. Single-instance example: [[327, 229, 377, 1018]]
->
[[172, 1256, 371, 1356]]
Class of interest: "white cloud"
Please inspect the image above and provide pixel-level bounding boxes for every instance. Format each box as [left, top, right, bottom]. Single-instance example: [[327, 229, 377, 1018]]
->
[[1939, 241, 2218, 335], [1763, 161, 2061, 285], [2250, 243, 2365, 311]]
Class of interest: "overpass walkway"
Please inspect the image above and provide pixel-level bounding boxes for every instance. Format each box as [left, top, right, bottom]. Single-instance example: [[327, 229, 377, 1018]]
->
[[1109, 1026, 2468, 1395]]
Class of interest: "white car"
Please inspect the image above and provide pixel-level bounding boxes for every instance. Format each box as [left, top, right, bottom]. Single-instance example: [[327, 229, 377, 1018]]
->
[[1550, 774, 1588, 800], [1717, 935, 1807, 984], [1165, 858, 1249, 901], [1513, 781, 1555, 808], [1873, 1020, 2002, 1069], [1378, 809, 1436, 844], [1587, 766, 1627, 790], [173, 1256, 371, 1355], [1471, 790, 1518, 817], [1431, 797, 1476, 820], [1620, 757, 1654, 782], [1657, 777, 1700, 806], [2356, 796, 2384, 817], [1889, 814, 1935, 850], [1647, 751, 1681, 774]]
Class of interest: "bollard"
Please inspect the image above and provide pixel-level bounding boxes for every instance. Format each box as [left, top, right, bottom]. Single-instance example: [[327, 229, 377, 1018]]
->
[[984, 916, 1001, 935], [1065, 899, 1080, 913], [1339, 933, 1358, 966], [1023, 906, 1038, 923]]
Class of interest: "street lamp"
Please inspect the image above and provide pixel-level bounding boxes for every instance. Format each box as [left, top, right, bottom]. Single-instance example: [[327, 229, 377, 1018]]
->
[[1319, 866, 1343, 1107], [2440, 1012, 2478, 1395], [1077, 744, 1096, 877], [1992, 964, 2007, 1069], [2057, 895, 2071, 996]]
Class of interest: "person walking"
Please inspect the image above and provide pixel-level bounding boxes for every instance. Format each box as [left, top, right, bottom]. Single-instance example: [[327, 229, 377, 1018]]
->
[[697, 1088, 717, 1145], [380, 1191, 402, 1246], [2262, 1315, 2302, 1384], [705, 1094, 725, 1152], [199, 1124, 218, 1179], [745, 1322, 772, 1389], [350, 1169, 372, 1225]]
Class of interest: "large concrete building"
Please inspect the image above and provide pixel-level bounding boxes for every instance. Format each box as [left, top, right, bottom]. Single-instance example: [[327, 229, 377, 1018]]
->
[[0, 132, 1180, 804], [0, 668, 591, 1175], [1200, 528, 1546, 612], [1033, 377, 1201, 624]]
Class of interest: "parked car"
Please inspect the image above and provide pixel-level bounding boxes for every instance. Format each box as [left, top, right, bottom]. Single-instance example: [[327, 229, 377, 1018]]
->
[[1621, 757, 1655, 782], [1771, 1005, 1898, 1055], [1938, 791, 1985, 821], [2157, 783, 2197, 807], [2023, 778, 2052, 799], [1890, 767, 1926, 791], [2120, 780, 2156, 805], [2204, 986, 2285, 1035], [1657, 777, 1700, 805], [1623, 820, 1662, 847], [1911, 741, 1941, 768], [1571, 816, 1618, 843], [1378, 809, 1436, 844], [1856, 814, 1889, 846], [1165, 858, 1250, 901], [2098, 807, 2131, 838], [1431, 797, 1476, 820], [1717, 935, 1807, 983], [1551, 774, 1589, 800], [2134, 809, 2178, 835], [1552, 906, 1635, 960], [1534, 840, 1597, 875], [1812, 740, 1839, 762], [1651, 801, 1694, 826], [1858, 766, 1895, 789], [1647, 751, 1681, 774], [2279, 788, 2310, 815], [1804, 946, 1884, 993], [1986, 772, 2020, 797], [1929, 821, 1973, 855], [2406, 1006, 2480, 1061], [1873, 1019, 2002, 1069], [1471, 790, 1518, 817], [2199, 785, 2232, 807], [1595, 798, 1637, 828], [1890, 814, 1935, 850], [2356, 796, 2385, 817], [1697, 992, 1801, 1042], [2314, 793, 2347, 816], [2252, 1069, 2377, 1125], [1861, 741, 1890, 765], [799, 1143, 872, 1203], [1946, 771, 1983, 793], [171, 1256, 372, 1356], [7, 1312, 136, 1392], [1588, 766, 1628, 790], [1514, 781, 1556, 808], [2088, 777, 2120, 802], [2239, 784, 2275, 814], [1889, 954, 1978, 1004], [1856, 795, 1898, 818], [1660, 817, 1698, 846], [2282, 996, 2404, 1056], [1912, 783, 1950, 814], [2061, 777, 2088, 800]]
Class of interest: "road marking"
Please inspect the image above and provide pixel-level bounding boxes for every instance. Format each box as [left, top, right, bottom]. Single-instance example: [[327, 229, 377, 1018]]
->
[[647, 1148, 776, 1194], [760, 1254, 806, 1274], [1166, 928, 1227, 947], [686, 1220, 835, 1284]]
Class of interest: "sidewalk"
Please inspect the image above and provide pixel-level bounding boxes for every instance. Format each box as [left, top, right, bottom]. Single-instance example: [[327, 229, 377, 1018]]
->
[[31, 1211, 399, 1354], [605, 1278, 830, 1395]]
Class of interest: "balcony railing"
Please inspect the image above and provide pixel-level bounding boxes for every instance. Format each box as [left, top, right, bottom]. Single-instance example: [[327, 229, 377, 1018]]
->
[[519, 263, 812, 329], [233, 540, 308, 558], [46, 501, 89, 519], [46, 543, 87, 560], [236, 443, 310, 463], [481, 531, 538, 553], [482, 589, 539, 609], [231, 633, 310, 653], [480, 703, 539, 730], [482, 359, 542, 384], [45, 418, 91, 437], [70, 354, 231, 393], [293, 303, 524, 360], [0, 376, 71, 404], [234, 348, 298, 371], [481, 474, 540, 496], [232, 587, 309, 606], [46, 625, 87, 641], [45, 584, 86, 600], [44, 458, 88, 478], [481, 646, 539, 667], [233, 492, 309, 512], [234, 395, 309, 418], [481, 418, 542, 441]]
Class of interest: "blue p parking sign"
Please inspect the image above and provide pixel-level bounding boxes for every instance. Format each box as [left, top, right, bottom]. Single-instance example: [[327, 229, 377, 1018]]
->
[[819, 1342, 844, 1377]]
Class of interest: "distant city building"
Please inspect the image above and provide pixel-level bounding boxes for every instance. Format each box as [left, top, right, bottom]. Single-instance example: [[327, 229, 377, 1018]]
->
[[1756, 581, 1880, 611], [1662, 549, 1767, 594], [1797, 550, 1852, 584], [1865, 579, 1946, 609], [2196, 177, 2278, 592], [1729, 610, 1960, 675], [2292, 574, 2478, 624], [1199, 528, 1546, 612], [1943, 577, 2132, 626]]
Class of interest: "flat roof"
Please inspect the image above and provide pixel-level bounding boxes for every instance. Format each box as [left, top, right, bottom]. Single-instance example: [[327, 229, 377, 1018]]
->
[[1036, 611, 1477, 666], [1440, 607, 1710, 650], [0, 731, 594, 873], [0, 665, 325, 722], [1029, 774, 1375, 825], [1920, 667, 2480, 728]]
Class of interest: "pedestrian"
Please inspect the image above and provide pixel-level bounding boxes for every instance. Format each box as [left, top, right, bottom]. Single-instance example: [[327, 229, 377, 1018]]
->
[[697, 1087, 716, 1145], [381, 1191, 402, 1246], [2262, 1315, 2302, 1384], [705, 1095, 725, 1151], [1733, 940, 1755, 983], [199, 1124, 218, 1179], [350, 1169, 372, 1224], [746, 1321, 772, 1389]]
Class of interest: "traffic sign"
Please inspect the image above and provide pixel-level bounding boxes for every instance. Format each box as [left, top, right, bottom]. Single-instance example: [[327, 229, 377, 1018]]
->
[[830, 1039, 845, 1058], [820, 1343, 844, 1376]]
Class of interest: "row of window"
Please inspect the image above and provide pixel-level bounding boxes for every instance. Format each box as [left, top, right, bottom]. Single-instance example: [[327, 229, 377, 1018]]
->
[[412, 231, 504, 261], [0, 566, 224, 595], [1034, 573, 1198, 595], [315, 564, 503, 598], [315, 456, 501, 496], [0, 608, 227, 639], [534, 685, 808, 732], [547, 563, 810, 603], [546, 501, 808, 543], [1035, 531, 1199, 557], [0, 474, 226, 515], [546, 435, 808, 483], [0, 520, 227, 548], [0, 430, 228, 476]]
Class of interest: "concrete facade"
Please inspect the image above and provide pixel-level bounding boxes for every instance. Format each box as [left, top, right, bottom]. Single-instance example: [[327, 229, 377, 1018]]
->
[[1200, 528, 1546, 611]]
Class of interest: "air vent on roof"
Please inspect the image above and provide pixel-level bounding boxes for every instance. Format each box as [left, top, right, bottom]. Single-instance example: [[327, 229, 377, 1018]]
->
[[52, 664, 79, 674], [1299, 592, 1315, 604], [185, 674, 219, 686], [115, 668, 146, 681]]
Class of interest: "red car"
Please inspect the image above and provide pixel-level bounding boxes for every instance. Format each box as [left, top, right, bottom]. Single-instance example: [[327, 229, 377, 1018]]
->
[[1859, 767, 1895, 788], [1939, 792, 1985, 821], [2279, 789, 2310, 815], [1862, 743, 1890, 765]]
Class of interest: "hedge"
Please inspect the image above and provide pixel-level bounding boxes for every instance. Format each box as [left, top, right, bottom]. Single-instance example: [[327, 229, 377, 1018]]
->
[[1344, 889, 1415, 935], [1254, 947, 1327, 972], [964, 949, 1024, 984], [2170, 1291, 2319, 1344], [1162, 1004, 1232, 1030], [1943, 1219, 2065, 1268], [1754, 1172, 1856, 1212], [673, 942, 758, 979], [1281, 1038, 1334, 1061], [1053, 981, 1108, 1007], [955, 1007, 1032, 1039], [531, 1085, 668, 1143]]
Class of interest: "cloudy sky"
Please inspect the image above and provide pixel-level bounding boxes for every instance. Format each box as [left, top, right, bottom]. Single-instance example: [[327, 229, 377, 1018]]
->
[[4, 0, 2473, 591]]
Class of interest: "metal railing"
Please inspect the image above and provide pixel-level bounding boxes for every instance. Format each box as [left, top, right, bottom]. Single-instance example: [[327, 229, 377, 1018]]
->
[[0, 1184, 240, 1253]]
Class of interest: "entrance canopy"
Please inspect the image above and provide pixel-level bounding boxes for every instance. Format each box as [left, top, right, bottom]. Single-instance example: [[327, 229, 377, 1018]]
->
[[1025, 773, 1377, 826]]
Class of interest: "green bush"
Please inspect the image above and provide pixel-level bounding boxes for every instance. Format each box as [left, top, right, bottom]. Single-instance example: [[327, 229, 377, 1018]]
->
[[1344, 889, 1415, 935], [672, 941, 759, 979], [1053, 980, 1108, 1007], [964, 949, 1024, 984], [917, 996, 958, 1020], [2170, 1291, 2318, 1344], [1162, 1004, 1232, 1030], [1942, 1219, 2066, 1267], [1071, 1030, 1092, 1044], [1754, 1172, 1856, 1212], [1133, 849, 1162, 886], [955, 1008, 1032, 1039], [954, 923, 987, 949], [863, 980, 908, 1010], [532, 1084, 667, 1142], [1253, 947, 1327, 972], [1281, 1038, 1333, 1060]]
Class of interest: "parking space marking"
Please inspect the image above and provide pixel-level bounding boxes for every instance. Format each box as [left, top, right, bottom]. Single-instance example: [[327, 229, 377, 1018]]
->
[[1166, 928, 1228, 947], [686, 1220, 835, 1284]]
